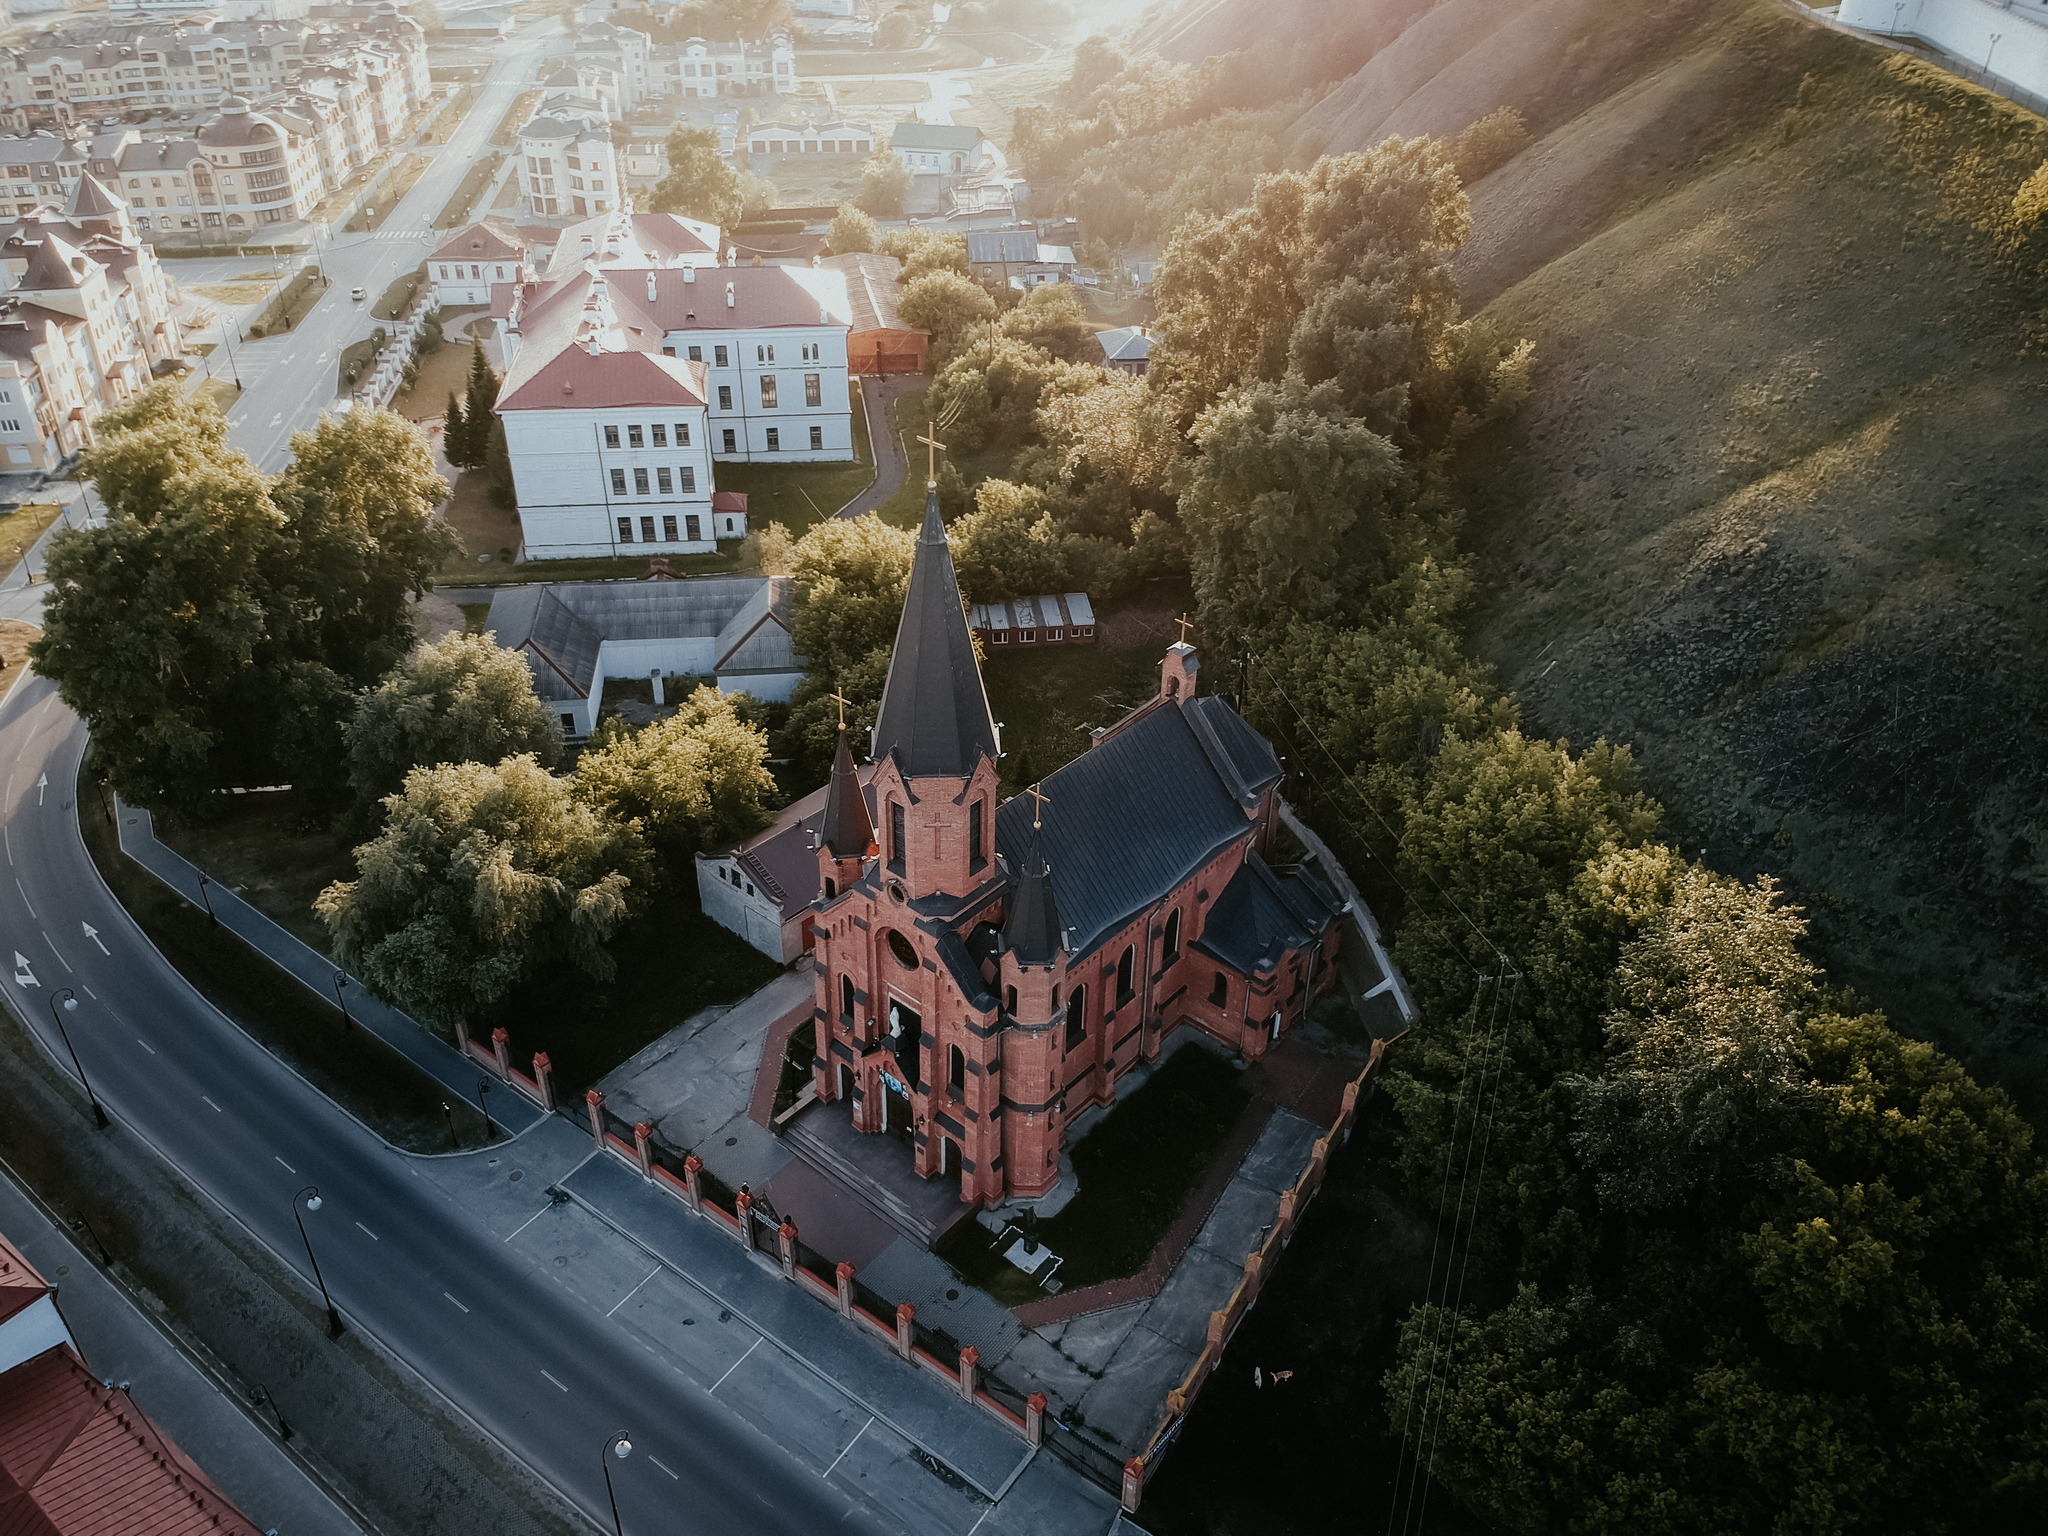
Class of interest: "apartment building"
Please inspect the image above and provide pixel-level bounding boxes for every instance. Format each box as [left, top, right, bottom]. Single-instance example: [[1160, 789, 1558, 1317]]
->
[[0, 10, 426, 131], [656, 31, 796, 100], [0, 178, 186, 470], [518, 103, 619, 221]]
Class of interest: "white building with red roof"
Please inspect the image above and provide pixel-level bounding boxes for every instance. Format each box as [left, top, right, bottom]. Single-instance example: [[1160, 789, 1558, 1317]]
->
[[426, 219, 532, 307], [495, 250, 855, 558]]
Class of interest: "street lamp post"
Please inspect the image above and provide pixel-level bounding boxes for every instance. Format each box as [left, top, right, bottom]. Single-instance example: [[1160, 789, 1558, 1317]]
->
[[291, 1187, 345, 1339], [332, 970, 353, 1030], [442, 1100, 459, 1150], [195, 870, 217, 926], [1985, 32, 2003, 81], [251, 1384, 292, 1441], [69, 1213, 112, 1266], [49, 990, 109, 1129], [476, 1077, 496, 1139], [220, 326, 242, 388], [600, 1431, 633, 1536]]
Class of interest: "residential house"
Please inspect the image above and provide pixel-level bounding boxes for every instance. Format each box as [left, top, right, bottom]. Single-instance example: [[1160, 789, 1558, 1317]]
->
[[1097, 324, 1151, 376], [888, 120, 983, 176], [484, 576, 801, 738], [427, 219, 530, 307], [518, 102, 618, 221], [699, 764, 877, 961]]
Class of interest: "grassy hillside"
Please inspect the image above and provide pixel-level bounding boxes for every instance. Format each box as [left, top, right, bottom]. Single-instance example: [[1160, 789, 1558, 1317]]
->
[[1272, 0, 2048, 1101]]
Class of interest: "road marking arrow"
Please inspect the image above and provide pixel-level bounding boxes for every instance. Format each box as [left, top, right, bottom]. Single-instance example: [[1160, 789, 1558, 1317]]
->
[[12, 952, 37, 987], [82, 923, 108, 956], [35, 773, 46, 805]]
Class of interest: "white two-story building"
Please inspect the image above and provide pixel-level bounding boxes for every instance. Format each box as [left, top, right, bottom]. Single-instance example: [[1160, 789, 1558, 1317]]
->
[[494, 243, 855, 559]]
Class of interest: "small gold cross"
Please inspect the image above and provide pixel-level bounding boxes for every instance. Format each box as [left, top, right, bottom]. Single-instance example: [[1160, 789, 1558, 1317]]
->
[[915, 420, 947, 486], [1176, 613, 1195, 645], [1025, 783, 1051, 829], [829, 689, 851, 730]]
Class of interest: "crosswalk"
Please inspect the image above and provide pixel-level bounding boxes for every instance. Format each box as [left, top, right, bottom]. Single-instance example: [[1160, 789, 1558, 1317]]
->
[[347, 227, 437, 243]]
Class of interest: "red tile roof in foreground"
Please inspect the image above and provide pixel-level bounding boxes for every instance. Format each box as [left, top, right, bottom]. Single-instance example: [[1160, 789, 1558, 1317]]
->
[[496, 346, 709, 412], [0, 1231, 50, 1329], [0, 1346, 266, 1536]]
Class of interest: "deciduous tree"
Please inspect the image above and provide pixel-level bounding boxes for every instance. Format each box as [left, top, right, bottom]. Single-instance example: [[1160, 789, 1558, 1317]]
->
[[344, 629, 563, 807], [828, 202, 877, 254], [575, 685, 776, 859], [650, 124, 743, 226], [317, 755, 649, 1028]]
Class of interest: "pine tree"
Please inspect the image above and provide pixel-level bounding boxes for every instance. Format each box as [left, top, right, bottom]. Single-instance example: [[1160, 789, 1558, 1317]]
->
[[461, 338, 499, 471], [443, 390, 469, 467], [483, 416, 515, 510]]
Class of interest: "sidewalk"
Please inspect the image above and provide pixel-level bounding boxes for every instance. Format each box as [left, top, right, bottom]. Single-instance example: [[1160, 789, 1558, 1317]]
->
[[0, 1160, 368, 1536], [113, 802, 544, 1136], [838, 374, 923, 520]]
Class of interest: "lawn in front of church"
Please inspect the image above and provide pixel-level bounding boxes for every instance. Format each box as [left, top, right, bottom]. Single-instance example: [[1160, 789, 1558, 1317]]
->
[[935, 1045, 1253, 1306]]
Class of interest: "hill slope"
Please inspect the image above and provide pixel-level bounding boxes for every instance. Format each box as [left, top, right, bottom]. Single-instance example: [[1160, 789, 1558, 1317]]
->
[[1150, 0, 2048, 1101]]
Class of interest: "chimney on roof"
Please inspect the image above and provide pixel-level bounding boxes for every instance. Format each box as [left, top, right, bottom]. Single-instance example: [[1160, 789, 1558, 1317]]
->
[[586, 334, 600, 355], [725, 281, 734, 309], [580, 234, 594, 257], [811, 253, 819, 268], [646, 271, 656, 302], [725, 245, 735, 266], [682, 262, 694, 283]]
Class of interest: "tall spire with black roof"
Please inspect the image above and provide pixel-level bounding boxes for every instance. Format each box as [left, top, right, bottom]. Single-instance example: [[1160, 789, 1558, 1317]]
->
[[1003, 786, 1061, 965], [869, 482, 999, 778], [819, 727, 872, 858]]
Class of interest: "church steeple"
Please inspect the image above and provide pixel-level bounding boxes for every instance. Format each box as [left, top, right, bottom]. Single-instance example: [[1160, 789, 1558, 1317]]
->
[[1003, 811, 1061, 966], [869, 485, 999, 778], [819, 728, 872, 858]]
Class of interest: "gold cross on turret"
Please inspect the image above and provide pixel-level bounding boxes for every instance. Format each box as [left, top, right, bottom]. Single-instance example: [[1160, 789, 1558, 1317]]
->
[[829, 690, 851, 730], [1025, 783, 1051, 829], [1176, 613, 1195, 644], [915, 421, 947, 488]]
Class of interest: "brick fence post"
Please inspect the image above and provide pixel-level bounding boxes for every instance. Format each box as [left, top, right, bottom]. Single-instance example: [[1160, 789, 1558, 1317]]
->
[[777, 1219, 797, 1280], [490, 1026, 512, 1081], [835, 1261, 855, 1318], [957, 1344, 978, 1402], [454, 1017, 472, 1059], [584, 1088, 605, 1145], [1206, 1308, 1228, 1352], [1025, 1392, 1047, 1448], [683, 1154, 703, 1212], [734, 1189, 755, 1247], [1276, 1187, 1299, 1241], [1337, 1075, 1362, 1142], [1121, 1457, 1144, 1514], [894, 1301, 915, 1362], [634, 1122, 655, 1178], [533, 1052, 555, 1112]]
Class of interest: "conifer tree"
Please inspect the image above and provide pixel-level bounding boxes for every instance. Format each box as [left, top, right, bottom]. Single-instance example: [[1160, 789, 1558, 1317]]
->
[[460, 338, 499, 468], [443, 390, 469, 467]]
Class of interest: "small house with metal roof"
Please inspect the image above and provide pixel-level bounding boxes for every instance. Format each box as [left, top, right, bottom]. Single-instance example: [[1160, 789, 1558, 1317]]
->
[[968, 592, 1095, 650]]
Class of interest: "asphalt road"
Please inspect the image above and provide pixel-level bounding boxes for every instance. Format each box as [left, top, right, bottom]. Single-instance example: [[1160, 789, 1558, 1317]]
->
[[217, 23, 564, 474], [0, 674, 890, 1536]]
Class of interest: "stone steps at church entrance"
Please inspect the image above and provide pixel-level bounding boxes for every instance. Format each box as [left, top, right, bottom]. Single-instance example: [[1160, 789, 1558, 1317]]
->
[[782, 1103, 978, 1250]]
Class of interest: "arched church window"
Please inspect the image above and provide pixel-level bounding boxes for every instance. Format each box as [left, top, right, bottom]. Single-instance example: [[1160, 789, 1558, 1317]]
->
[[1115, 944, 1135, 1005], [1065, 984, 1086, 1050], [886, 929, 918, 969], [1163, 908, 1181, 962], [1004, 984, 1017, 1014], [840, 973, 855, 1019], [948, 1044, 964, 1094], [824, 876, 836, 899], [1210, 972, 1228, 1007]]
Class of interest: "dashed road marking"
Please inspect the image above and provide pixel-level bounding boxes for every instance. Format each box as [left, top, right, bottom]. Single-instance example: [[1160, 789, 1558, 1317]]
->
[[16, 881, 35, 918], [540, 1369, 568, 1392], [135, 1038, 154, 1054], [275, 1156, 296, 1173], [43, 932, 71, 972], [355, 1221, 379, 1242], [200, 1095, 222, 1113], [445, 1292, 469, 1313], [648, 1454, 679, 1480]]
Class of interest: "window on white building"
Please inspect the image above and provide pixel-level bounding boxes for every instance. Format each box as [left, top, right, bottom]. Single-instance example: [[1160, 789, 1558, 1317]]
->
[[627, 424, 643, 447], [804, 372, 820, 407], [651, 424, 667, 447], [633, 467, 649, 494], [662, 514, 678, 540], [617, 516, 634, 542], [656, 467, 671, 493], [674, 422, 691, 445], [765, 427, 779, 450], [610, 468, 627, 495], [604, 425, 620, 448], [810, 425, 822, 450], [679, 466, 696, 492]]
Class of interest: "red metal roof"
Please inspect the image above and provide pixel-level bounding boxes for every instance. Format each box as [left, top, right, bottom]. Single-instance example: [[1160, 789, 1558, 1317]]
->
[[0, 1346, 266, 1536], [496, 347, 708, 412], [0, 1231, 50, 1330], [711, 491, 747, 513]]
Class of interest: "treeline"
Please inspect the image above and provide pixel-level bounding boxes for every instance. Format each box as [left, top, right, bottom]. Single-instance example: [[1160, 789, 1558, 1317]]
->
[[37, 389, 779, 1034]]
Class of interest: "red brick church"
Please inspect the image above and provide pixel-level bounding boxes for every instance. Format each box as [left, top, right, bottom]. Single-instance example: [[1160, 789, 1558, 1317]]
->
[[806, 485, 1344, 1207]]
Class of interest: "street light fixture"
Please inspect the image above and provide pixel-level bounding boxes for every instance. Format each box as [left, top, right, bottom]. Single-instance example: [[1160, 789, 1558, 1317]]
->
[[49, 990, 109, 1129], [442, 1100, 459, 1151], [332, 970, 353, 1031], [291, 1187, 345, 1339], [251, 1383, 292, 1441], [1984, 32, 2003, 81], [476, 1077, 496, 1139], [600, 1430, 633, 1536], [195, 869, 217, 926]]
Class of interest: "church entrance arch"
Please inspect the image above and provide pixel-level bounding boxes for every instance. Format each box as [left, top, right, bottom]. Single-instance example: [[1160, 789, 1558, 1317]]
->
[[882, 1076, 913, 1142], [941, 1135, 961, 1179], [837, 1062, 853, 1103]]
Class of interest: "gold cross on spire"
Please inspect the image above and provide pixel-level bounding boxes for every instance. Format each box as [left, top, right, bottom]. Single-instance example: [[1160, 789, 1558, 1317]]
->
[[915, 420, 947, 487], [1176, 612, 1195, 644], [829, 690, 851, 730], [1025, 783, 1051, 829]]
